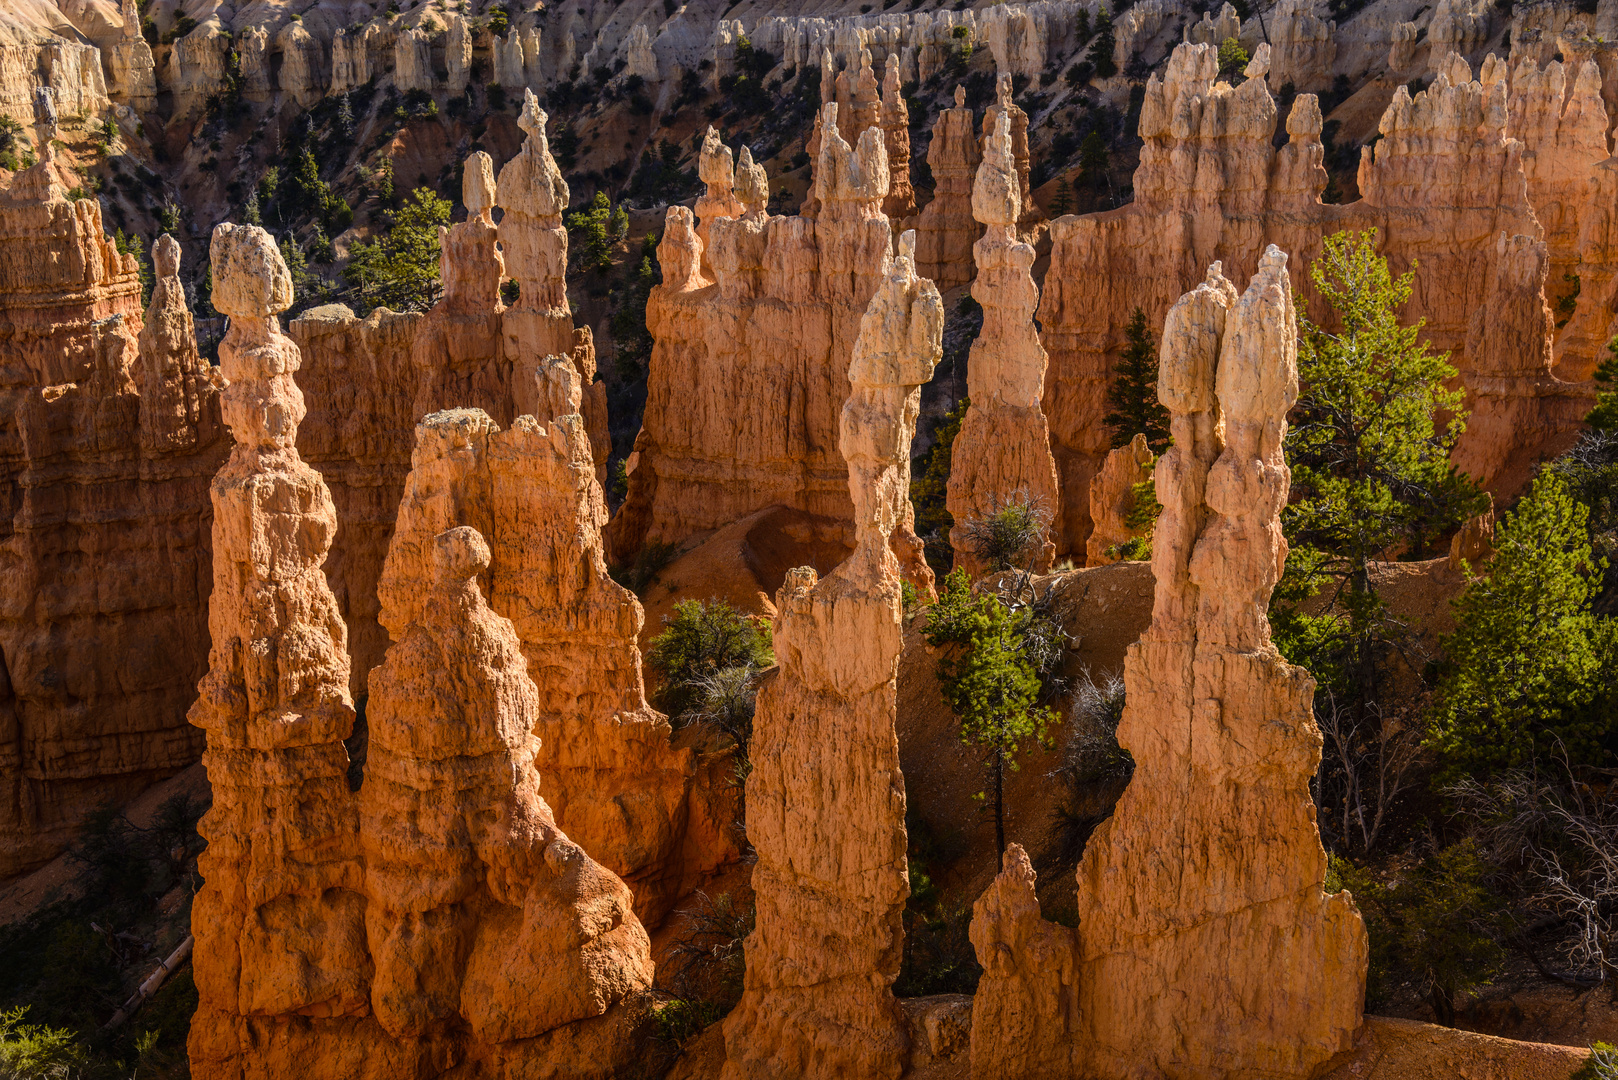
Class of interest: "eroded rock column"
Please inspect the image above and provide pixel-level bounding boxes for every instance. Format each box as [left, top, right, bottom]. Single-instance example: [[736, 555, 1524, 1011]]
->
[[721, 232, 941, 1080], [360, 523, 652, 1047], [914, 86, 983, 290], [376, 408, 735, 928], [1067, 248, 1368, 1079], [497, 91, 574, 364], [187, 224, 366, 1074], [946, 112, 1060, 574]]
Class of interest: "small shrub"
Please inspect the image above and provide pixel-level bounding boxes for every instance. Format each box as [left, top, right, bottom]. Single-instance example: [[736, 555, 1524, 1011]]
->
[[646, 598, 774, 720], [959, 491, 1053, 573]]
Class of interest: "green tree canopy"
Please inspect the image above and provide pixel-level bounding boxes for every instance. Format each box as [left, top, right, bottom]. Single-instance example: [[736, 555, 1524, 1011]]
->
[[1273, 229, 1486, 698], [924, 569, 1056, 854], [1428, 471, 1617, 778], [342, 186, 452, 314]]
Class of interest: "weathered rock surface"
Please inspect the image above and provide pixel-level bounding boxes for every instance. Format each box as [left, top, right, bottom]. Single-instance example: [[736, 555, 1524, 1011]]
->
[[377, 408, 737, 928], [610, 106, 938, 593], [498, 91, 577, 376], [695, 125, 743, 281], [1452, 232, 1593, 496], [1063, 250, 1368, 1078], [721, 226, 940, 1080], [913, 86, 983, 291], [947, 111, 1060, 575], [968, 845, 1081, 1080], [1039, 45, 1571, 555], [0, 142, 222, 876], [360, 524, 652, 1045], [288, 131, 599, 698], [107, 0, 155, 110], [187, 222, 365, 1071], [190, 226, 655, 1080], [1086, 432, 1156, 566]]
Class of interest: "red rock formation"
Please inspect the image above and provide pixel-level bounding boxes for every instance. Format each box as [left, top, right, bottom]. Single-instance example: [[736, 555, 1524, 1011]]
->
[[0, 122, 224, 876], [0, 92, 143, 387], [968, 845, 1081, 1080], [376, 408, 737, 927], [1508, 59, 1607, 306], [609, 106, 937, 593], [498, 90, 575, 367], [696, 125, 743, 281], [721, 227, 941, 1080], [880, 56, 915, 223], [289, 129, 598, 696], [1065, 250, 1367, 1078], [946, 111, 1060, 574], [981, 74, 1037, 235], [190, 227, 655, 1079], [360, 523, 652, 1045], [914, 86, 983, 290], [1086, 433, 1156, 566]]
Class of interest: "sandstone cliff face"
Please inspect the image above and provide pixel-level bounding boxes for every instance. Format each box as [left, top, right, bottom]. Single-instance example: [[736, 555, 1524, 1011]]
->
[[1063, 250, 1368, 1079], [968, 844, 1081, 1080], [1039, 45, 1569, 556], [0, 18, 108, 131], [1507, 58, 1607, 305], [609, 105, 937, 593], [0, 137, 222, 876], [190, 226, 653, 1080], [360, 523, 652, 1045], [721, 228, 941, 1080], [107, 0, 155, 110], [376, 407, 736, 928], [0, 108, 144, 387], [946, 111, 1060, 575], [913, 86, 983, 291]]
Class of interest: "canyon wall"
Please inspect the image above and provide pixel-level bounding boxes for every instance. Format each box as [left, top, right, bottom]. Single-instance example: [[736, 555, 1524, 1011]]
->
[[189, 223, 653, 1080], [608, 107, 935, 592], [0, 113, 224, 876], [721, 229, 940, 1080], [1038, 44, 1591, 558]]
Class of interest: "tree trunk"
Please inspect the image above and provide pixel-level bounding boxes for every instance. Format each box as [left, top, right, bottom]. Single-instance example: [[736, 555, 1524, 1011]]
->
[[994, 744, 1005, 855]]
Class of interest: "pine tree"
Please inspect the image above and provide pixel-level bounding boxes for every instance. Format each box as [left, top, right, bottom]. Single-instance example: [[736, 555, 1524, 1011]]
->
[[1050, 177, 1073, 216], [1428, 471, 1618, 778], [1076, 131, 1109, 191], [1103, 307, 1170, 451], [1217, 36, 1249, 79], [1273, 229, 1487, 719], [1087, 7, 1117, 79], [342, 186, 452, 313], [923, 570, 1055, 855]]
